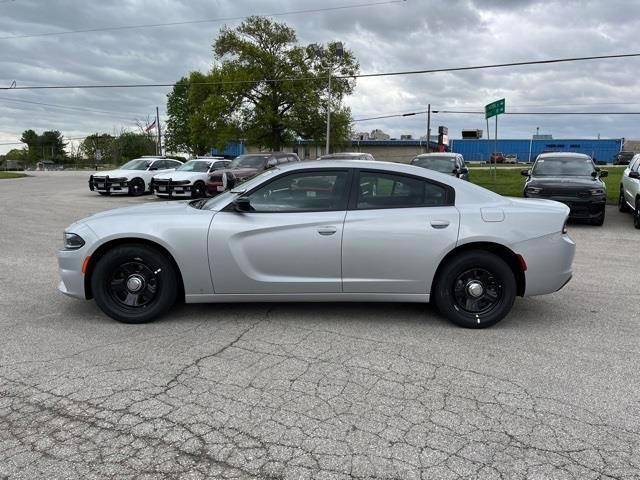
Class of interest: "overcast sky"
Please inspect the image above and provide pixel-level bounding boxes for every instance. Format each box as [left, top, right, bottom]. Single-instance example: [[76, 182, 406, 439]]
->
[[1, 0, 640, 154]]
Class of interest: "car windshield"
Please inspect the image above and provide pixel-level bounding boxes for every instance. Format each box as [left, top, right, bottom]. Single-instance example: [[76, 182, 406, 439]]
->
[[120, 159, 152, 170], [230, 155, 269, 169], [532, 157, 595, 176], [412, 157, 456, 173], [177, 161, 211, 172], [199, 168, 280, 210]]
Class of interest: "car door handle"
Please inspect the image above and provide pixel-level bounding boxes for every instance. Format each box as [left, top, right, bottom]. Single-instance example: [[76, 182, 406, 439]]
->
[[317, 226, 338, 236], [430, 220, 450, 229]]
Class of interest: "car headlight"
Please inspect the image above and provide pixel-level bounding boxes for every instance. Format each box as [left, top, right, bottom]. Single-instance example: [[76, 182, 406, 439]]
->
[[589, 188, 605, 196], [526, 186, 542, 194], [63, 232, 85, 250]]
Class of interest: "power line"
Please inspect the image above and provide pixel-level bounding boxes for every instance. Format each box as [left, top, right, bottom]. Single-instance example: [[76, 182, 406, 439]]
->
[[0, 96, 149, 118], [433, 110, 640, 115], [0, 0, 404, 40], [3, 52, 639, 91]]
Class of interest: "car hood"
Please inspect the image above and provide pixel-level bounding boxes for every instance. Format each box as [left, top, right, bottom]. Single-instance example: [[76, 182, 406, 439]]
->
[[153, 171, 202, 181], [92, 169, 142, 178], [527, 175, 602, 187], [80, 200, 197, 222], [213, 167, 260, 178]]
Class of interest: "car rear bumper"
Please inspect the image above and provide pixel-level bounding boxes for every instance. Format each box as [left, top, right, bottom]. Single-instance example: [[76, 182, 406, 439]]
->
[[515, 232, 575, 297]]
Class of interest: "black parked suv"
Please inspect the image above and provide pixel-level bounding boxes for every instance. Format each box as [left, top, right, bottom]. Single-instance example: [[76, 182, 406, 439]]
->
[[522, 152, 608, 226]]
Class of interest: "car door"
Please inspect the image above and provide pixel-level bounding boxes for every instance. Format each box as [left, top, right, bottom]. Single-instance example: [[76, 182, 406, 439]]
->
[[209, 169, 352, 294], [342, 170, 459, 294], [623, 157, 639, 206]]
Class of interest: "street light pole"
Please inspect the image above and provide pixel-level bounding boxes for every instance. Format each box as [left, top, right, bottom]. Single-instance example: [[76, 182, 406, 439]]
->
[[426, 103, 431, 153]]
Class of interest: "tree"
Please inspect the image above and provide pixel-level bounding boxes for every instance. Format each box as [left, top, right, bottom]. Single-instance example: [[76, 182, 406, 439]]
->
[[80, 133, 116, 164], [165, 16, 359, 152], [5, 148, 27, 161], [111, 131, 157, 164], [19, 130, 67, 164]]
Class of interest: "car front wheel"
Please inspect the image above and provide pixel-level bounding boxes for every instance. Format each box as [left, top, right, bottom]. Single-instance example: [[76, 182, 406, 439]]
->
[[128, 178, 145, 196], [91, 244, 178, 323], [433, 251, 516, 329], [191, 181, 206, 198]]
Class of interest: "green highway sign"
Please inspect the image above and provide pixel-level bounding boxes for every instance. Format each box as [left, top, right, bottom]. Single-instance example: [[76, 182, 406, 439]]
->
[[485, 98, 505, 119]]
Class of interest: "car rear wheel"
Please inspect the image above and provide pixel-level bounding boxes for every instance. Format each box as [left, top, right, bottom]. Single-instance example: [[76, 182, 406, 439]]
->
[[634, 200, 640, 229], [433, 251, 516, 329], [619, 189, 630, 212], [191, 181, 206, 199], [91, 244, 178, 324], [128, 178, 145, 196]]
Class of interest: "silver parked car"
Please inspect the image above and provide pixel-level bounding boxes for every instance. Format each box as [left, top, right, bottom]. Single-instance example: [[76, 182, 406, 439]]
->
[[618, 153, 640, 228], [411, 153, 469, 181], [59, 160, 575, 328]]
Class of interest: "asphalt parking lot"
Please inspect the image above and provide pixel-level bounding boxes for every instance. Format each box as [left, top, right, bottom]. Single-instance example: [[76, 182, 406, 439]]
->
[[1, 172, 639, 480]]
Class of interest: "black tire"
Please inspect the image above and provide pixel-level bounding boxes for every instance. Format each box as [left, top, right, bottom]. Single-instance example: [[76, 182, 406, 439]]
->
[[128, 178, 145, 196], [433, 251, 516, 329], [634, 200, 640, 229], [590, 209, 605, 226], [98, 192, 111, 196], [191, 181, 206, 199], [619, 188, 630, 213], [91, 244, 178, 324]]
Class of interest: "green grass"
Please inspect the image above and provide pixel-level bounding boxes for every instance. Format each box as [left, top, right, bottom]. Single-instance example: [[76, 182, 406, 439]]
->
[[0, 171, 27, 179], [469, 166, 624, 204]]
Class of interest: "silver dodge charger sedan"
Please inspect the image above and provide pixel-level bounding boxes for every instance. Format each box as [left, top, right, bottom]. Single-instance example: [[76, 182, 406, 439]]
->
[[58, 160, 575, 328]]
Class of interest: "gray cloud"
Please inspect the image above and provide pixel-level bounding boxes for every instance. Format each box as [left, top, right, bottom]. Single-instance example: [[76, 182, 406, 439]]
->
[[2, 0, 640, 153]]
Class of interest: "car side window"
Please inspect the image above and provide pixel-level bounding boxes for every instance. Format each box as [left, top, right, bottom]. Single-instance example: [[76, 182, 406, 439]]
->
[[245, 171, 349, 212], [169, 161, 181, 168], [212, 161, 227, 170], [633, 158, 640, 172], [149, 160, 163, 170], [356, 171, 450, 209]]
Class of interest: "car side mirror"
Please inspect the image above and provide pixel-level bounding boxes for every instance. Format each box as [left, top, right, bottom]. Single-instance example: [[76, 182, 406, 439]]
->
[[521, 169, 530, 177], [233, 197, 252, 212], [599, 170, 609, 178], [629, 171, 640, 179]]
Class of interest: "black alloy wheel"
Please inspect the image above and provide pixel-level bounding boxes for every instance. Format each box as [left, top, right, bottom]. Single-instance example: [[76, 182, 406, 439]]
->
[[91, 244, 178, 323], [128, 178, 145, 196], [192, 181, 206, 199], [433, 250, 516, 329], [452, 268, 504, 316]]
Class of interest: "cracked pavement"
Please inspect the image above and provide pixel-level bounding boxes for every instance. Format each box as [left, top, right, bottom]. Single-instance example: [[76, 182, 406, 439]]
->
[[1, 172, 639, 479]]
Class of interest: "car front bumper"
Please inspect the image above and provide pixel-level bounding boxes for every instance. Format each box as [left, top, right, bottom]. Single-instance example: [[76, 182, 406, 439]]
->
[[526, 194, 606, 219], [153, 181, 194, 198], [89, 175, 130, 193]]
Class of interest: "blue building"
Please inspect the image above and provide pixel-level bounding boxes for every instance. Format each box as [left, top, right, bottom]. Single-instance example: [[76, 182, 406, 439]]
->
[[449, 138, 624, 163]]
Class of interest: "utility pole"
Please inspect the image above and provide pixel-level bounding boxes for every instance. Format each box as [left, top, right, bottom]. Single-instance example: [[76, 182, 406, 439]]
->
[[325, 73, 331, 155], [426, 104, 431, 153], [156, 107, 162, 156]]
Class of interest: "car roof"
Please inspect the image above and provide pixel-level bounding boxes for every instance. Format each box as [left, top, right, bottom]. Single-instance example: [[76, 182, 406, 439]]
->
[[321, 152, 372, 157], [413, 152, 459, 158], [537, 152, 592, 160]]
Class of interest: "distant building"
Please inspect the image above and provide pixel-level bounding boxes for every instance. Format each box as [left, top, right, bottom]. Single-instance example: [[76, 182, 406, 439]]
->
[[369, 129, 390, 141], [449, 138, 623, 163], [400, 134, 413, 140], [352, 132, 370, 141]]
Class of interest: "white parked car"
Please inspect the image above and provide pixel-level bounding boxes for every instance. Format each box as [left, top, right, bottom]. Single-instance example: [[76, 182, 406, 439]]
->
[[619, 154, 640, 228], [89, 157, 183, 196], [152, 158, 231, 199], [61, 160, 575, 328]]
